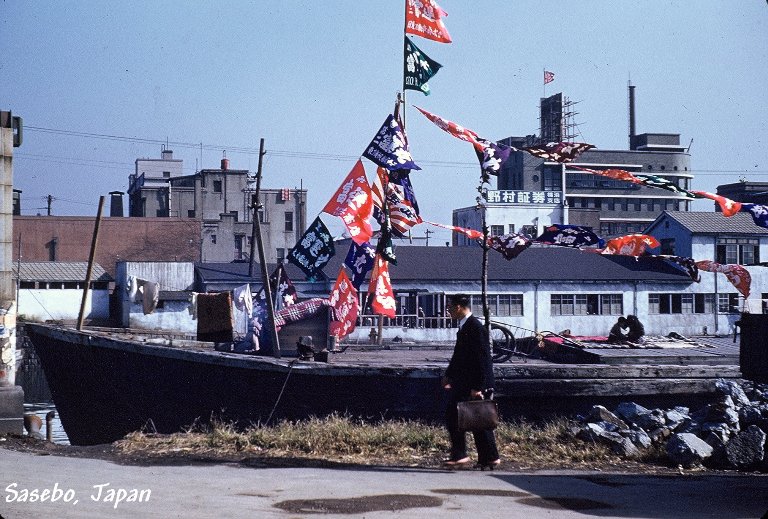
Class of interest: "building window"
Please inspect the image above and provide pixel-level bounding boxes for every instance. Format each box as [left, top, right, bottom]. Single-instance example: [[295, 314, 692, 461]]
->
[[762, 293, 768, 314], [468, 294, 523, 316], [277, 248, 286, 263], [508, 224, 516, 234], [660, 238, 675, 255], [716, 238, 759, 265], [234, 235, 245, 257], [551, 294, 623, 316], [490, 225, 504, 237], [258, 208, 267, 223], [162, 171, 171, 178], [718, 293, 740, 314], [213, 180, 222, 193], [543, 167, 562, 191], [188, 209, 195, 218], [211, 234, 217, 244], [649, 293, 715, 314], [20, 281, 36, 289], [284, 211, 294, 231]]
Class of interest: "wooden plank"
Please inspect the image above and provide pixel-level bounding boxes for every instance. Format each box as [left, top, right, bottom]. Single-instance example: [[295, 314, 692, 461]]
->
[[495, 377, 726, 398], [494, 364, 741, 379]]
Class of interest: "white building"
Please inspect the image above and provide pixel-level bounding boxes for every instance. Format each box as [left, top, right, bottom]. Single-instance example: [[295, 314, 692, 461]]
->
[[14, 262, 111, 323]]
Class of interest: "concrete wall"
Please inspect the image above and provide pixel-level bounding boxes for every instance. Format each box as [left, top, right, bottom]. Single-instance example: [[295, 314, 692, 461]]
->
[[115, 261, 196, 332], [17, 289, 110, 321]]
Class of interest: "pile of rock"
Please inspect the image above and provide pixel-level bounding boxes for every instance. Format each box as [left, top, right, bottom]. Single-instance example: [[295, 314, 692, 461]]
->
[[574, 378, 768, 470]]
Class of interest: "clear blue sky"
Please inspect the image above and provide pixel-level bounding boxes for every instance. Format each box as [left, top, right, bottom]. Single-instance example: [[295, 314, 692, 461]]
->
[[3, 1, 767, 245]]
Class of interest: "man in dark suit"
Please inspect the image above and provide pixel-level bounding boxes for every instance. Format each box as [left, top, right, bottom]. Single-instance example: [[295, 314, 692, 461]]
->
[[442, 294, 500, 468]]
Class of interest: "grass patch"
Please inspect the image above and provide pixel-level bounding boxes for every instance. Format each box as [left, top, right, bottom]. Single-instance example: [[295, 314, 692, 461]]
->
[[114, 414, 665, 469]]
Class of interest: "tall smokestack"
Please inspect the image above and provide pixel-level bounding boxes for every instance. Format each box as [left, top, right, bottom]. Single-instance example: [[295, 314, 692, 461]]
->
[[628, 82, 636, 150], [109, 191, 124, 217]]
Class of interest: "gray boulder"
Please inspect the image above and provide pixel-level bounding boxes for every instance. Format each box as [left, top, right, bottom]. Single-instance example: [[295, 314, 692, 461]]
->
[[724, 425, 766, 470], [665, 408, 689, 429], [715, 378, 751, 407], [615, 402, 650, 424], [648, 427, 672, 444], [635, 409, 667, 431], [701, 422, 731, 445], [666, 433, 714, 468], [739, 404, 764, 427], [625, 426, 652, 449], [578, 423, 640, 457], [586, 405, 628, 430], [693, 396, 739, 428]]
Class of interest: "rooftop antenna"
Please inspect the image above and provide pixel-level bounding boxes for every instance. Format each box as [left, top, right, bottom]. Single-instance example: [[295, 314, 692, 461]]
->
[[686, 138, 693, 153]]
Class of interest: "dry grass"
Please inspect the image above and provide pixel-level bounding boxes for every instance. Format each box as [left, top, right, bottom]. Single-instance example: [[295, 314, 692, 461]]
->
[[114, 414, 668, 470]]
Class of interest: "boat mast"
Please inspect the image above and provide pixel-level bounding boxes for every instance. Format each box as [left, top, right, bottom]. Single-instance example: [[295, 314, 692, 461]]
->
[[479, 188, 491, 343], [77, 195, 105, 331], [249, 138, 281, 358]]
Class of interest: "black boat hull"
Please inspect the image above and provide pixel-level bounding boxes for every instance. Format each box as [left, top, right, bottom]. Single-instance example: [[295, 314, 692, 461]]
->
[[27, 324, 445, 445]]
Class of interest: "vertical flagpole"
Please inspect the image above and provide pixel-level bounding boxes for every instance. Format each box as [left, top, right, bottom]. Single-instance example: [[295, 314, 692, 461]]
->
[[543, 68, 546, 98], [402, 0, 408, 129]]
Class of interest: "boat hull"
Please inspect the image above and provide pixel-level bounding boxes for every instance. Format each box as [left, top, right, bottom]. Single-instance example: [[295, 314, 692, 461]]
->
[[27, 324, 445, 445]]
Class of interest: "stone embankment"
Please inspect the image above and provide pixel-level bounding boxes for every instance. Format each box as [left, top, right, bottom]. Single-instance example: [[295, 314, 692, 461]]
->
[[574, 378, 768, 470]]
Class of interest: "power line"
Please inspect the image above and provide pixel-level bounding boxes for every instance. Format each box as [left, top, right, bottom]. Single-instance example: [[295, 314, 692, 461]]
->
[[22, 125, 767, 174]]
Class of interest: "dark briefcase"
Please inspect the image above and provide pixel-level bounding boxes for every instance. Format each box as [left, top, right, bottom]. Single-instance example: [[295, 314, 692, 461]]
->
[[457, 399, 499, 432]]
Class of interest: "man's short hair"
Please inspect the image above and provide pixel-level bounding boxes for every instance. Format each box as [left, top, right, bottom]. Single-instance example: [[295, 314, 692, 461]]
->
[[448, 294, 471, 308]]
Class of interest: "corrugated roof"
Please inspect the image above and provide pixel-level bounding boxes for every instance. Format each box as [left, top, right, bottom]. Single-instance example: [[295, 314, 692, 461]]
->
[[324, 245, 691, 283], [660, 211, 768, 235], [194, 261, 323, 283], [12, 262, 111, 282]]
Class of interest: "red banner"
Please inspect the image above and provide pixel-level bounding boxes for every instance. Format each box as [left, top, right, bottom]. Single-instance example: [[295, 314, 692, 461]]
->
[[405, 0, 452, 44], [368, 255, 397, 318], [322, 160, 373, 244], [601, 234, 660, 256], [695, 260, 751, 298], [691, 191, 742, 217], [414, 106, 483, 151], [329, 269, 359, 338]]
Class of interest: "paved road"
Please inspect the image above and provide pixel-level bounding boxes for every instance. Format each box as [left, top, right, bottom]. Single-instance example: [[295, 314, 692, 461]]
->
[[1, 449, 767, 518]]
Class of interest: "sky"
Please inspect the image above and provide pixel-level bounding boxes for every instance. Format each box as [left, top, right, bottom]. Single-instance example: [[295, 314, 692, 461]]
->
[[3, 1, 767, 245]]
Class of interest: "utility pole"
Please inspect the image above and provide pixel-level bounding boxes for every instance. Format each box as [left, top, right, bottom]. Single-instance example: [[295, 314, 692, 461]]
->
[[46, 194, 53, 216], [424, 228, 433, 247]]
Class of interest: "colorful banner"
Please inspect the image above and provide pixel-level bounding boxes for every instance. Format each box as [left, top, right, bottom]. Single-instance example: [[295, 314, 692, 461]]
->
[[740, 203, 768, 229], [287, 216, 335, 280], [329, 269, 359, 338], [363, 114, 420, 171], [696, 260, 751, 298], [368, 255, 397, 318], [523, 142, 594, 163], [423, 220, 483, 240], [691, 191, 742, 216], [404, 36, 442, 95], [534, 224, 604, 248], [322, 160, 373, 244], [487, 233, 532, 260], [385, 181, 422, 236], [344, 241, 376, 290], [601, 234, 660, 257], [414, 105, 483, 150], [476, 139, 512, 178], [405, 0, 452, 43]]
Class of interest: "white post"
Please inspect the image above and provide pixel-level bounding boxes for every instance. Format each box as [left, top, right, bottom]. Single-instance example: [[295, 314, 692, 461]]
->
[[0, 111, 24, 434]]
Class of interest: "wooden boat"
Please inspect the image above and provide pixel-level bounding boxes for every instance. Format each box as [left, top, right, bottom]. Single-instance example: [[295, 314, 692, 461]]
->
[[26, 322, 741, 446]]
